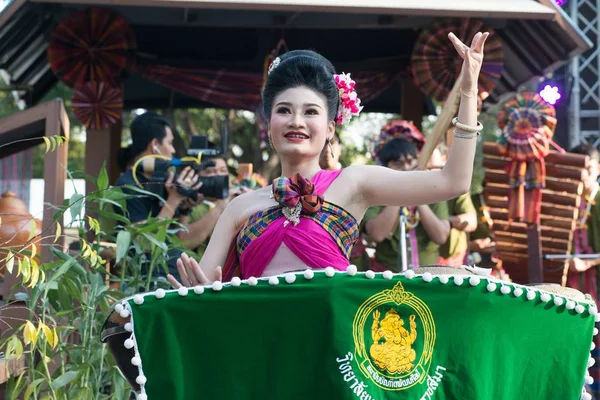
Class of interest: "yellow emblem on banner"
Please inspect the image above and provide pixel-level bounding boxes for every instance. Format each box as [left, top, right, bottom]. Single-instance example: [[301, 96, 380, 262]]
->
[[352, 281, 436, 391]]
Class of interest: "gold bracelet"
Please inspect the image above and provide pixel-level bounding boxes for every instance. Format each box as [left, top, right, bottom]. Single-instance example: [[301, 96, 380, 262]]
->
[[453, 130, 479, 139], [451, 117, 483, 133]]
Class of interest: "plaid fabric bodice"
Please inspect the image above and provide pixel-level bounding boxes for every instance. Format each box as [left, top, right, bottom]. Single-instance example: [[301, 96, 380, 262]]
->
[[236, 201, 359, 260]]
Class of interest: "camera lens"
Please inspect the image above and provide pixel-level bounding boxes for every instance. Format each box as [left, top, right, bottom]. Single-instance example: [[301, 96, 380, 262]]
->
[[197, 175, 229, 199]]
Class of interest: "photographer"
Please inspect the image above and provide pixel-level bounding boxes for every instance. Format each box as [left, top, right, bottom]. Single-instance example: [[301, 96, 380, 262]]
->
[[116, 112, 203, 279], [184, 149, 249, 257]]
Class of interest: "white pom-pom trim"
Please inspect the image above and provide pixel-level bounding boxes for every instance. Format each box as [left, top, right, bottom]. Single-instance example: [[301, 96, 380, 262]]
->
[[454, 276, 464, 286], [248, 277, 258, 286], [486, 283, 496, 292], [526, 291, 536, 301], [423, 273, 433, 283], [230, 277, 242, 287], [268, 276, 279, 286], [124, 323, 132, 332], [594, 327, 598, 336], [554, 297, 564, 307], [592, 342, 596, 351], [124, 339, 134, 349], [194, 285, 205, 294], [576, 304, 585, 314], [567, 301, 576, 310], [138, 394, 148, 400], [582, 392, 592, 400], [155, 289, 166, 299], [595, 312, 600, 322], [469, 276, 480, 286], [115, 303, 124, 313], [382, 270, 393, 280], [131, 356, 141, 366], [285, 273, 296, 284], [438, 275, 449, 284], [500, 286, 511, 295], [586, 375, 594, 385], [136, 375, 147, 385], [540, 293, 551, 303], [589, 306, 598, 316], [119, 309, 130, 318], [212, 281, 223, 291], [178, 287, 188, 297], [404, 269, 415, 279], [589, 357, 595, 367], [304, 270, 314, 280], [365, 270, 375, 279], [346, 265, 358, 276], [133, 295, 144, 305], [325, 267, 335, 277], [513, 288, 523, 297]]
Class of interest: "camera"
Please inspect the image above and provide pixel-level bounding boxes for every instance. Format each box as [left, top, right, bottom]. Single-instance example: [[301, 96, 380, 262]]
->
[[139, 135, 229, 200]]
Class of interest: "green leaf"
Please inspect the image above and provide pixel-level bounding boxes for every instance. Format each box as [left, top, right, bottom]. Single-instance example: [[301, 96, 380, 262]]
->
[[141, 233, 168, 252], [50, 370, 78, 390], [48, 258, 76, 283], [115, 230, 131, 264], [97, 163, 109, 191], [69, 193, 85, 223], [24, 378, 45, 400]]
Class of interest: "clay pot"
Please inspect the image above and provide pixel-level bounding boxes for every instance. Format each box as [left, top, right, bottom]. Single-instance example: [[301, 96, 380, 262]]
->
[[0, 191, 42, 272]]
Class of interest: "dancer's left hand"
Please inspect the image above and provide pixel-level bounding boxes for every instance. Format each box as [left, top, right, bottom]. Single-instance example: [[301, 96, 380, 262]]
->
[[168, 252, 222, 288], [448, 31, 489, 96]]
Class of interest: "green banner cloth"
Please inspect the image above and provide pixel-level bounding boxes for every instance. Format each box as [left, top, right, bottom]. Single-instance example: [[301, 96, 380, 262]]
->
[[124, 270, 596, 400]]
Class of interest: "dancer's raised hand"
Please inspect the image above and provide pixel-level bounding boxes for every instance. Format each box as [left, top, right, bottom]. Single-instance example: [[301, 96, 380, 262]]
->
[[167, 252, 222, 288], [448, 31, 489, 96]]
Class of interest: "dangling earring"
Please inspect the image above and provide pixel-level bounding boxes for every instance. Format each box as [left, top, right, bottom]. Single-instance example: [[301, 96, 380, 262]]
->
[[327, 138, 334, 157], [268, 130, 274, 150]]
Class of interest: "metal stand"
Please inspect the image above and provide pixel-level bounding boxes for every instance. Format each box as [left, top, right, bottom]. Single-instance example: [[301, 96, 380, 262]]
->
[[398, 207, 409, 272]]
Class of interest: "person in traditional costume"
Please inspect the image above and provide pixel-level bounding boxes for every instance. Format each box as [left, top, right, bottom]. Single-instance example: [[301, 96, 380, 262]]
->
[[429, 144, 478, 266], [566, 143, 600, 398], [362, 132, 450, 271], [167, 31, 490, 288]]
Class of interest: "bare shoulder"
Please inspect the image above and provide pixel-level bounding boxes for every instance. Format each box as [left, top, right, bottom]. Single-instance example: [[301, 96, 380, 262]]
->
[[224, 187, 277, 228]]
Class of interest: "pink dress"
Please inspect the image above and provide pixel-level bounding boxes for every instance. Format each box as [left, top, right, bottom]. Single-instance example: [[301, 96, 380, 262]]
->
[[222, 170, 359, 280]]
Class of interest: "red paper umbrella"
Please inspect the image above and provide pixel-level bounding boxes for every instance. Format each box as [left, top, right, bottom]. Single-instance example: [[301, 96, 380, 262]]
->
[[71, 82, 123, 130], [411, 18, 504, 102], [47, 8, 136, 88]]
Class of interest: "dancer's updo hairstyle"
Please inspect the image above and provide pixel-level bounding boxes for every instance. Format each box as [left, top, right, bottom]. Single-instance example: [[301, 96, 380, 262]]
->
[[262, 50, 340, 122]]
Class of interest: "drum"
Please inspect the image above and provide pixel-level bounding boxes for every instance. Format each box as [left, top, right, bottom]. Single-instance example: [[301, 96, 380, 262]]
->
[[101, 309, 140, 392], [105, 266, 597, 400]]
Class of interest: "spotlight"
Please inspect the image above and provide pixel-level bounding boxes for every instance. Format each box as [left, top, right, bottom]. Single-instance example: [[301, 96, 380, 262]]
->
[[539, 85, 561, 105]]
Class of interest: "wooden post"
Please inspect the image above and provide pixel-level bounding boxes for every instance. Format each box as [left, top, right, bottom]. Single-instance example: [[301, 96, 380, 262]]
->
[[401, 77, 424, 131], [42, 100, 70, 263], [85, 119, 123, 194], [527, 223, 544, 283]]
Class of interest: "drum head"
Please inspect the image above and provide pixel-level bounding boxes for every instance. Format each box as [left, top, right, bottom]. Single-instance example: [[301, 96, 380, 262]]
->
[[416, 265, 475, 276], [525, 283, 586, 301]]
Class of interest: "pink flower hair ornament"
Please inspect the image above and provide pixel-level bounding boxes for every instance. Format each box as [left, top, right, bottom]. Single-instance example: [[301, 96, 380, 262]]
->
[[334, 73, 363, 125], [267, 57, 363, 126]]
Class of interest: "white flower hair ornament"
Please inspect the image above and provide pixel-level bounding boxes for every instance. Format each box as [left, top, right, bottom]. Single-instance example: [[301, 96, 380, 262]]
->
[[267, 57, 363, 126]]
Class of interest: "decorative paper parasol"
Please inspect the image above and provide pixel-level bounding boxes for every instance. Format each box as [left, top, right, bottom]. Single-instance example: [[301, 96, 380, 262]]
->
[[47, 8, 136, 88], [411, 18, 504, 102], [71, 82, 123, 130], [372, 120, 425, 161], [497, 92, 557, 224]]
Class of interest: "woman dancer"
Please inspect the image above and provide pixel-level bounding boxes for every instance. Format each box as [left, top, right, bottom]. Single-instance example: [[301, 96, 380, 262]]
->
[[169, 31, 489, 287]]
